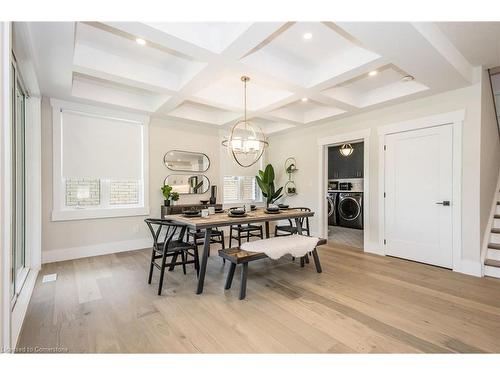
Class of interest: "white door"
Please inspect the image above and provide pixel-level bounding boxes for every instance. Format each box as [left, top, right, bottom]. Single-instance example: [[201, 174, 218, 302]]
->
[[384, 124, 453, 268]]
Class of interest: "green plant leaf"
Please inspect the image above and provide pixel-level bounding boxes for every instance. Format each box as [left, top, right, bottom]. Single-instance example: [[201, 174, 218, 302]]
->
[[273, 186, 283, 199], [256, 176, 269, 195]]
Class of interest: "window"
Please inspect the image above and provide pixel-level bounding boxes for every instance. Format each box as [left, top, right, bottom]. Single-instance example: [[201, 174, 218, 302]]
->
[[51, 100, 149, 221], [223, 176, 259, 203]]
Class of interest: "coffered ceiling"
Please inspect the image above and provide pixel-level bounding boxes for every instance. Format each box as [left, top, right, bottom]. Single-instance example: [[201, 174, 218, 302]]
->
[[25, 21, 483, 134]]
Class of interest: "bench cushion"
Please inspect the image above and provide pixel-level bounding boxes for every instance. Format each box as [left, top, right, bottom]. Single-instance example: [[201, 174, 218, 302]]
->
[[240, 234, 320, 260], [219, 237, 327, 264]]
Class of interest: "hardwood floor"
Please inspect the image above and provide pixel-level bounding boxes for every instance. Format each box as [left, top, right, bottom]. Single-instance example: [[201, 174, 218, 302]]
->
[[17, 243, 500, 353]]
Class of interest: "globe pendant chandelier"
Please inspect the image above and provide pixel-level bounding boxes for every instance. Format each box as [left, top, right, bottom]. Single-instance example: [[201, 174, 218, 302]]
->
[[221, 76, 268, 168], [339, 143, 354, 157]]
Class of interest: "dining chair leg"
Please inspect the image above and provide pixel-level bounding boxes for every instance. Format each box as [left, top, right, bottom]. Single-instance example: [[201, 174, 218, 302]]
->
[[181, 251, 187, 275], [193, 247, 200, 277], [311, 248, 323, 273], [168, 252, 178, 272], [247, 230, 250, 242], [147, 249, 155, 284], [158, 251, 168, 295], [220, 231, 226, 264], [239, 263, 248, 300], [305, 254, 310, 264], [220, 231, 225, 249], [229, 228, 233, 248], [196, 228, 212, 294], [225, 263, 236, 289], [238, 232, 241, 248]]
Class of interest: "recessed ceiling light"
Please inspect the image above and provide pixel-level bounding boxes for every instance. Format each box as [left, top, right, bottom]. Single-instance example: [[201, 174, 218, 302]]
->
[[136, 38, 146, 45], [401, 75, 415, 82], [303, 32, 313, 40], [301, 97, 308, 102], [368, 70, 378, 77]]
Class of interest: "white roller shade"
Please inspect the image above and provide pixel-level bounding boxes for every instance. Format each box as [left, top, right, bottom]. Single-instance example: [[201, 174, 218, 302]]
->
[[61, 110, 143, 179]]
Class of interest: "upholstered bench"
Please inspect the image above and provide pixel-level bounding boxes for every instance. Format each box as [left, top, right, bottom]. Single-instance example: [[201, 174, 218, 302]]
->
[[218, 237, 326, 300]]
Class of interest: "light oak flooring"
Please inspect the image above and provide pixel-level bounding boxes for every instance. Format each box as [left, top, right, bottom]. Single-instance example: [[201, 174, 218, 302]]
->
[[17, 243, 500, 353]]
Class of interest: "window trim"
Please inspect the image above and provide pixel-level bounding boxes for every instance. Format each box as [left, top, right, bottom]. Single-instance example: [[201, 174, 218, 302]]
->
[[51, 99, 150, 221]]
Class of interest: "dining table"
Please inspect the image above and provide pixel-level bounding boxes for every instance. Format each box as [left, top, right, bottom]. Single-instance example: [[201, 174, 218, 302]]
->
[[162, 207, 315, 294]]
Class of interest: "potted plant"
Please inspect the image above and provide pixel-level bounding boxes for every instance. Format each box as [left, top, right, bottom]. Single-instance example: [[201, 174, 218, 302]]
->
[[170, 191, 180, 205], [256, 164, 283, 207], [161, 185, 173, 206]]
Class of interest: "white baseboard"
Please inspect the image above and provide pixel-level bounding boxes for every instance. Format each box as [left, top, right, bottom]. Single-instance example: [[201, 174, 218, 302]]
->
[[454, 259, 483, 277], [363, 241, 384, 255], [42, 237, 151, 264], [12, 268, 38, 350]]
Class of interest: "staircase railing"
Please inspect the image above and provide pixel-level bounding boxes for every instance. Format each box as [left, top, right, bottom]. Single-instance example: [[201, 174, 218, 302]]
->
[[488, 68, 500, 140]]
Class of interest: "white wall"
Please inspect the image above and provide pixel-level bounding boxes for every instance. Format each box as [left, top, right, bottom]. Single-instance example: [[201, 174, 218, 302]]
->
[[41, 97, 222, 261], [268, 83, 483, 267]]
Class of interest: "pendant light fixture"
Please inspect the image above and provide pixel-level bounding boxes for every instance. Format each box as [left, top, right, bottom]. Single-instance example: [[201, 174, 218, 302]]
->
[[221, 76, 268, 167], [339, 143, 354, 157]]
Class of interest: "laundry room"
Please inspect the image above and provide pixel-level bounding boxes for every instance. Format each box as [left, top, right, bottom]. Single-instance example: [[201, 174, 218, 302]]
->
[[327, 141, 364, 249]]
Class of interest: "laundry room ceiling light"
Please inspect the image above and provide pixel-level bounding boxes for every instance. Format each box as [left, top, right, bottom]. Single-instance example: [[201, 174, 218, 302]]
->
[[339, 143, 354, 157]]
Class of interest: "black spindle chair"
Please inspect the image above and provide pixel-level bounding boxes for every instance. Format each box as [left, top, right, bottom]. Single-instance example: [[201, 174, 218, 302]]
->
[[187, 228, 226, 262], [145, 219, 199, 295], [274, 207, 311, 237]]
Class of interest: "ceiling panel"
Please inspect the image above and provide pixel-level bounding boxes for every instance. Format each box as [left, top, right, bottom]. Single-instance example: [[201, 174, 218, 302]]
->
[[145, 22, 252, 53], [270, 99, 345, 123], [193, 75, 293, 111], [322, 65, 429, 108], [240, 22, 380, 87], [167, 100, 240, 125]]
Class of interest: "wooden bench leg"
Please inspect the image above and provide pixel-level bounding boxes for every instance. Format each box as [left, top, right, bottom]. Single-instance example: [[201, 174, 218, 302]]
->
[[239, 263, 248, 300], [311, 248, 323, 273], [225, 263, 236, 290], [300, 256, 305, 267], [305, 254, 310, 264]]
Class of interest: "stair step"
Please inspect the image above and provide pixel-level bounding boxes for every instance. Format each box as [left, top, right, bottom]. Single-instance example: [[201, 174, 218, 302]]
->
[[490, 232, 500, 243], [488, 243, 500, 250], [485, 259, 500, 267], [485, 265, 500, 278], [487, 248, 500, 261]]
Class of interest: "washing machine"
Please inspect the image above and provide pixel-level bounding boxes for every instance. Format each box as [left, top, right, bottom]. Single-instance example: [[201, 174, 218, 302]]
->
[[338, 192, 363, 229], [327, 192, 338, 226]]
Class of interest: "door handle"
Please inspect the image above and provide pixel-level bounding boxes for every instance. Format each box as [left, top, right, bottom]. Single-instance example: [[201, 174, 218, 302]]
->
[[436, 200, 450, 206]]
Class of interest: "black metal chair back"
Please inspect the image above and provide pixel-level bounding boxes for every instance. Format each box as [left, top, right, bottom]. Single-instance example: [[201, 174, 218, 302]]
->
[[291, 207, 311, 235], [145, 219, 187, 254]]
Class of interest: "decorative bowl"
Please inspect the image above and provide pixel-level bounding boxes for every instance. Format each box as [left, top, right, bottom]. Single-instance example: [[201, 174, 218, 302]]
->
[[229, 208, 245, 216]]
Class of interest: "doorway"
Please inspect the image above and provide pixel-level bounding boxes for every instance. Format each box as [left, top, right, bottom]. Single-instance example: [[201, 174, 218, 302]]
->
[[327, 141, 364, 249], [10, 55, 28, 307], [317, 129, 371, 250]]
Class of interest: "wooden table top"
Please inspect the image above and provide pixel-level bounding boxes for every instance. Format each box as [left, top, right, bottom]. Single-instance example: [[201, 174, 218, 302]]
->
[[163, 208, 314, 229]]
